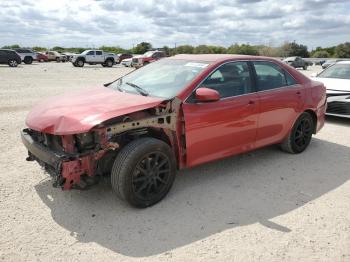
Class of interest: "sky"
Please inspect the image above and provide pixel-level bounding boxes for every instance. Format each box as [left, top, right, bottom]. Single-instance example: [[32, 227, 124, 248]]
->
[[0, 0, 349, 50]]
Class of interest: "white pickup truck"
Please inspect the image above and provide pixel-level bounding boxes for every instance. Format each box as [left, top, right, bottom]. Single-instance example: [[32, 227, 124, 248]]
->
[[71, 50, 117, 67]]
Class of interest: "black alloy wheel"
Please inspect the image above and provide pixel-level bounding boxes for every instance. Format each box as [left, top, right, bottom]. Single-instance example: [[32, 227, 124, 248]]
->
[[132, 151, 171, 200], [280, 112, 314, 154]]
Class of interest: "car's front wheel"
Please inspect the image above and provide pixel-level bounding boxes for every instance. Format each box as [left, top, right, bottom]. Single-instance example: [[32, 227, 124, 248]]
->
[[76, 59, 84, 67], [8, 59, 18, 67], [111, 138, 176, 208], [280, 112, 314, 154]]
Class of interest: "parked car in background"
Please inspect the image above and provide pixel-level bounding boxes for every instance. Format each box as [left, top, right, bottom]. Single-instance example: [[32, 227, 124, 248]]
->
[[45, 51, 67, 62], [14, 48, 37, 64], [311, 61, 350, 118], [71, 50, 116, 67], [36, 52, 48, 62], [62, 52, 77, 62], [117, 53, 133, 64], [283, 56, 309, 70], [22, 54, 326, 208], [322, 59, 342, 69], [0, 49, 22, 67], [121, 57, 133, 67], [132, 50, 166, 68]]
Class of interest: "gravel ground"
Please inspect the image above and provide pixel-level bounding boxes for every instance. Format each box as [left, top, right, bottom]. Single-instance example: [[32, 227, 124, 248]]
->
[[0, 63, 349, 262]]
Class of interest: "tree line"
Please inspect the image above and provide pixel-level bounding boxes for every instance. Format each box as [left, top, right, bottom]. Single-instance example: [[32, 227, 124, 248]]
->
[[2, 41, 350, 58]]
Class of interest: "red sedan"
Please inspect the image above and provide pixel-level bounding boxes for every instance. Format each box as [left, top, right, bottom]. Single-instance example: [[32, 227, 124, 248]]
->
[[21, 54, 326, 207], [36, 52, 48, 62]]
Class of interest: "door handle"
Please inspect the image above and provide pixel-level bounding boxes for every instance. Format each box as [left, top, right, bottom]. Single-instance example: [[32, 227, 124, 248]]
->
[[296, 91, 302, 97], [248, 100, 255, 105]]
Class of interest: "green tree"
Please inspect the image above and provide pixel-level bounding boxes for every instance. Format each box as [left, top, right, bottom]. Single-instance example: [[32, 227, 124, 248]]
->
[[32, 46, 47, 52], [133, 42, 152, 54], [52, 46, 65, 52], [175, 45, 194, 54], [227, 44, 258, 55], [281, 42, 309, 57], [208, 45, 227, 54], [311, 50, 330, 58], [334, 42, 350, 58], [194, 45, 214, 54], [2, 44, 20, 49]]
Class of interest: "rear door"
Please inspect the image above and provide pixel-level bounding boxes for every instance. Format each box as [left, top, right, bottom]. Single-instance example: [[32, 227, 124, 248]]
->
[[95, 51, 104, 62], [252, 61, 305, 147], [182, 61, 259, 167]]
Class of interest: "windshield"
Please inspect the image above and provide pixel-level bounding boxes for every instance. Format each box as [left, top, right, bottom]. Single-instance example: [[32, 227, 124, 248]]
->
[[318, 64, 350, 79], [143, 51, 155, 57], [108, 59, 210, 98]]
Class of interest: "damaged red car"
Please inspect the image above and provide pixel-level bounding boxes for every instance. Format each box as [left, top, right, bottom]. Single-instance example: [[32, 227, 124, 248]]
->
[[21, 54, 326, 208]]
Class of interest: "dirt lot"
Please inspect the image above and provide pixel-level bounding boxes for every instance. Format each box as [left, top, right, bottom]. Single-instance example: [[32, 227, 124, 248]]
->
[[0, 63, 349, 262]]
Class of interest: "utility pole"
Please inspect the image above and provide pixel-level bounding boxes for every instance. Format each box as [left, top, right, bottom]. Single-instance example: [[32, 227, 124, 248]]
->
[[174, 42, 177, 55]]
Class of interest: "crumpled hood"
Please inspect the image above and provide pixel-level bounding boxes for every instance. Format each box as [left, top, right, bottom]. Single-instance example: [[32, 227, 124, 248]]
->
[[26, 86, 164, 135]]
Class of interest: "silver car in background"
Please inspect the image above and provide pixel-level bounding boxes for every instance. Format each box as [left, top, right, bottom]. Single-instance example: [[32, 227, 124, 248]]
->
[[312, 61, 350, 118]]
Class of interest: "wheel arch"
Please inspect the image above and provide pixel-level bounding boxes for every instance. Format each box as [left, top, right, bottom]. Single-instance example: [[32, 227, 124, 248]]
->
[[304, 109, 317, 134]]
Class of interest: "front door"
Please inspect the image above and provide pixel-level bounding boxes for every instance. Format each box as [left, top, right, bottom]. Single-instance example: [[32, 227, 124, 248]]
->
[[182, 61, 259, 167]]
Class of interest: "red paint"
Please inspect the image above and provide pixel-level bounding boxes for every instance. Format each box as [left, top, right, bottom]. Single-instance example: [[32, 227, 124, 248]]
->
[[36, 52, 48, 62], [195, 87, 220, 102], [26, 87, 164, 135]]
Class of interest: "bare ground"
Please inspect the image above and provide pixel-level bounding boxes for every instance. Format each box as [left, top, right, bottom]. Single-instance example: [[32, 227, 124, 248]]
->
[[0, 63, 349, 262]]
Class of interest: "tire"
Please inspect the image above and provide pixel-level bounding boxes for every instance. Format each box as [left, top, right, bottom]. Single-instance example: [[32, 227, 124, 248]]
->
[[23, 57, 33, 64], [101, 64, 107, 67], [303, 65, 307, 70], [111, 138, 176, 208], [106, 59, 113, 67], [143, 61, 149, 66], [280, 112, 314, 154], [56, 57, 60, 62], [8, 59, 18, 67], [76, 59, 84, 67]]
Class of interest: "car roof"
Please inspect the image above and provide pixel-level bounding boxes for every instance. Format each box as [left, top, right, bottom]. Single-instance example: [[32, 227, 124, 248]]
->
[[0, 49, 15, 51], [169, 54, 274, 63]]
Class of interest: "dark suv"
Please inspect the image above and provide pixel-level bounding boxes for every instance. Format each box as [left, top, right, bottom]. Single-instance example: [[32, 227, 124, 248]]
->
[[0, 49, 21, 67], [283, 56, 309, 70]]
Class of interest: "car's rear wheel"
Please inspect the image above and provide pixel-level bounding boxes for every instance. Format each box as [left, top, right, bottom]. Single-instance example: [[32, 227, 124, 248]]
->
[[111, 138, 176, 208], [303, 65, 307, 70], [106, 59, 113, 67], [56, 57, 60, 62], [8, 59, 18, 67], [280, 112, 314, 154], [23, 57, 33, 64]]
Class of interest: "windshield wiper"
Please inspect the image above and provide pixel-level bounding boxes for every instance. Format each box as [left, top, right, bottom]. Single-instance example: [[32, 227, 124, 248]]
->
[[125, 82, 149, 96]]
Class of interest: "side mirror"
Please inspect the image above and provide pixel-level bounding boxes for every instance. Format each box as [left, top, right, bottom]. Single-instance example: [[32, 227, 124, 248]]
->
[[195, 87, 220, 102]]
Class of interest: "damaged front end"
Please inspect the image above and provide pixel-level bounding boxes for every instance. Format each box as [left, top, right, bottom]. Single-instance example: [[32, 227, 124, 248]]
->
[[22, 98, 183, 190]]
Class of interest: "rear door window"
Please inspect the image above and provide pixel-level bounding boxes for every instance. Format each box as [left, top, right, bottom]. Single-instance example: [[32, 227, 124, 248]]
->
[[253, 61, 288, 91]]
